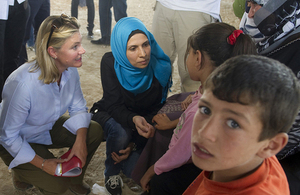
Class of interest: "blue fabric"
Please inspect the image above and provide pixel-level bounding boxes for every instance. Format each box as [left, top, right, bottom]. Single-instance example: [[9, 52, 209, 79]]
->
[[111, 17, 172, 103], [0, 61, 91, 169], [103, 118, 142, 177], [98, 0, 127, 41]]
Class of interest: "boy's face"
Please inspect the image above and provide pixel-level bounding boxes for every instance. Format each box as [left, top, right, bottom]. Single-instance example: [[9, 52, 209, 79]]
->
[[191, 89, 269, 179]]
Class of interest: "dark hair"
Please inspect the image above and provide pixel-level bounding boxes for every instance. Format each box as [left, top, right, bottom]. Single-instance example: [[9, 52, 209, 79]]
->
[[204, 55, 300, 141], [185, 22, 257, 68], [127, 29, 147, 42]]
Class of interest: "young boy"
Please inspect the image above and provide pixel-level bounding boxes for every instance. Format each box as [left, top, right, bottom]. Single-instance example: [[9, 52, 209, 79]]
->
[[184, 55, 300, 194]]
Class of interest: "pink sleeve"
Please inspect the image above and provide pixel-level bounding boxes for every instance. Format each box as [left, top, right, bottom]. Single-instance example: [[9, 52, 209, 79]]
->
[[154, 110, 195, 175]]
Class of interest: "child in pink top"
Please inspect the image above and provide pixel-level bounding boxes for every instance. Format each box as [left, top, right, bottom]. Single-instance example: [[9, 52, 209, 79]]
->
[[140, 22, 257, 195]]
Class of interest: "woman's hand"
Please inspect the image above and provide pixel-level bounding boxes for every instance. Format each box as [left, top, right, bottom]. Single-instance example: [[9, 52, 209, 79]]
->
[[133, 116, 155, 138], [181, 94, 193, 110], [42, 158, 66, 175], [140, 165, 155, 191], [64, 128, 88, 167], [30, 155, 65, 176], [152, 113, 177, 130], [111, 143, 134, 164]]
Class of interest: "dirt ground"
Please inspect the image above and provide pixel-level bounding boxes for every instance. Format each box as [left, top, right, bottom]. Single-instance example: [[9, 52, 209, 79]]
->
[[0, 0, 239, 194]]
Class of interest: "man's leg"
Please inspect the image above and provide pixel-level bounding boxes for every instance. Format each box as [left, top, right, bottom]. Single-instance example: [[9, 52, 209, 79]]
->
[[71, 0, 80, 18], [0, 20, 6, 99], [112, 0, 127, 22], [86, 0, 95, 34], [152, 2, 176, 64], [152, 1, 178, 89], [4, 0, 29, 78], [174, 10, 214, 92], [34, 0, 50, 35], [92, 0, 112, 44]]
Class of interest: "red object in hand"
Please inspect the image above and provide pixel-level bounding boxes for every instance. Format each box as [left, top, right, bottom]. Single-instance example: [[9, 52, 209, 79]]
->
[[54, 149, 82, 177]]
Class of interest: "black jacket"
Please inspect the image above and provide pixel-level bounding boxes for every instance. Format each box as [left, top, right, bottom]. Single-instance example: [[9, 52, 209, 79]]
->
[[91, 52, 164, 130]]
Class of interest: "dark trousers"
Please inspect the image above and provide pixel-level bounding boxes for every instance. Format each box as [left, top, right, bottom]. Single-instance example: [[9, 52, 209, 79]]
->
[[279, 152, 300, 195], [149, 163, 202, 195], [98, 0, 127, 41], [0, 116, 103, 195], [18, 0, 50, 66], [71, 0, 95, 33], [0, 0, 29, 99]]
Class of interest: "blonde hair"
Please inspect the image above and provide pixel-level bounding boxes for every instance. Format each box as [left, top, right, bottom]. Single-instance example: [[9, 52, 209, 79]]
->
[[31, 14, 80, 84]]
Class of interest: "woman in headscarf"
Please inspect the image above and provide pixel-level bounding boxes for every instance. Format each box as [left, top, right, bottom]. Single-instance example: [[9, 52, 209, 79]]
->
[[90, 17, 172, 195], [240, 1, 300, 195]]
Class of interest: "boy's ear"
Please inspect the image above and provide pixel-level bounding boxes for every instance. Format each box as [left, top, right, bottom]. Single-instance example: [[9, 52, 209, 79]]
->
[[47, 46, 57, 59], [257, 133, 288, 159], [195, 50, 202, 70]]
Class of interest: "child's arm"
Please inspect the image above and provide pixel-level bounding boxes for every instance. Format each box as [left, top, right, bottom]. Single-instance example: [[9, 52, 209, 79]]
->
[[181, 94, 193, 110], [140, 165, 155, 191], [154, 110, 195, 175], [152, 113, 179, 130]]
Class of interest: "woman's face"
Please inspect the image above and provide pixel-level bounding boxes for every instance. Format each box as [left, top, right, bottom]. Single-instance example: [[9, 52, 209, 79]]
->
[[126, 33, 151, 69], [54, 32, 85, 73]]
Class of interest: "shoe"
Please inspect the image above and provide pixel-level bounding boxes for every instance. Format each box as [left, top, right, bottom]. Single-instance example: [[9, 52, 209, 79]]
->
[[69, 181, 91, 195], [126, 178, 143, 193], [91, 38, 110, 46], [87, 32, 94, 40], [105, 175, 123, 195], [119, 172, 143, 193], [27, 46, 35, 51], [12, 171, 33, 191]]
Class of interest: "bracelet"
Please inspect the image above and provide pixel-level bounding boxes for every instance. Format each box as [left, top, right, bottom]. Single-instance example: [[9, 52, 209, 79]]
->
[[42, 159, 46, 171]]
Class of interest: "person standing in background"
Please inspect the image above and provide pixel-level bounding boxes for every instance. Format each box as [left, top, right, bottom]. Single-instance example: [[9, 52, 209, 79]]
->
[[91, 0, 127, 46], [152, 0, 221, 92], [18, 0, 50, 66], [0, 0, 29, 101], [71, 0, 95, 39]]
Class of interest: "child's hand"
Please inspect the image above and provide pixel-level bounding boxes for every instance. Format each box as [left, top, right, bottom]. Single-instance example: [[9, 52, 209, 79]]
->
[[181, 94, 193, 110], [111, 144, 133, 164], [133, 116, 155, 138], [152, 113, 172, 130], [140, 165, 155, 191]]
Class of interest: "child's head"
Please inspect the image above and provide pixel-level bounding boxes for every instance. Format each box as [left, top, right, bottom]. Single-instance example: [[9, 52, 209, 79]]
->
[[184, 22, 257, 82], [191, 55, 300, 179]]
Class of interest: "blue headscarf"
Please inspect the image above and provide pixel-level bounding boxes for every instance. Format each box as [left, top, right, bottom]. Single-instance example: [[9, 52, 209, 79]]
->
[[111, 17, 172, 103]]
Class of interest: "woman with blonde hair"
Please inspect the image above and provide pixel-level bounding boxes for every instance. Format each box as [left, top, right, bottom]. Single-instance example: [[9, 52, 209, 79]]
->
[[0, 14, 103, 195]]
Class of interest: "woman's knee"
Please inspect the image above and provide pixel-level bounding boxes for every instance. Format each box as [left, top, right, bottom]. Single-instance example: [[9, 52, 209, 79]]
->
[[38, 180, 70, 195], [88, 120, 104, 144], [104, 119, 130, 140], [16, 169, 70, 195]]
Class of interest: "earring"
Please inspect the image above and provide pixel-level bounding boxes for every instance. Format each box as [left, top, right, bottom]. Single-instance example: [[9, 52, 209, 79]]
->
[[53, 56, 57, 60]]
